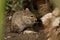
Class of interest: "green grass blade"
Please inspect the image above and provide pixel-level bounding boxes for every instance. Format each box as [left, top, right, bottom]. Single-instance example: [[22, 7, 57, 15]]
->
[[0, 0, 6, 40]]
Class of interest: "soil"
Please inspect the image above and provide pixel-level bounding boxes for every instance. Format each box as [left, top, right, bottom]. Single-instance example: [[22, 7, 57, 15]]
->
[[3, 16, 47, 40]]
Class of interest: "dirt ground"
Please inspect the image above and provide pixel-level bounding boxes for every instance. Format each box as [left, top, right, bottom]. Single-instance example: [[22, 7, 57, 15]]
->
[[3, 17, 47, 40]]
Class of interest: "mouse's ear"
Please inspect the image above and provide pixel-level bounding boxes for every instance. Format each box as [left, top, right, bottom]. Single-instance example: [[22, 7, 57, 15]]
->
[[25, 8, 30, 12], [52, 8, 60, 16], [25, 8, 29, 11], [21, 8, 29, 15]]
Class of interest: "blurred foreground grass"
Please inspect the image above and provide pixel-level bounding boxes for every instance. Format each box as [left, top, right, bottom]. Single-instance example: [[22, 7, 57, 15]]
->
[[0, 0, 6, 40]]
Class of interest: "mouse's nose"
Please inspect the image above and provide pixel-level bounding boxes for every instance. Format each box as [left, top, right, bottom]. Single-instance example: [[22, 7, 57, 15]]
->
[[35, 19, 37, 22], [32, 19, 37, 23]]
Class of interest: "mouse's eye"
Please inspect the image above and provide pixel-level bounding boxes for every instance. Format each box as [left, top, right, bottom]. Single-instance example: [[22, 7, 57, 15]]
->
[[31, 16, 33, 17]]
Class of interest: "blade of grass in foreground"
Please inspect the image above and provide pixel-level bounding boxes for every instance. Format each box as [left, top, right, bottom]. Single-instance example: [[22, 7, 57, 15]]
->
[[0, 0, 6, 40]]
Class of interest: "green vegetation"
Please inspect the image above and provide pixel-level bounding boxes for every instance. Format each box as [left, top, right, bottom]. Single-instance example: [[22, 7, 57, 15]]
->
[[0, 0, 6, 40], [53, 0, 60, 16]]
